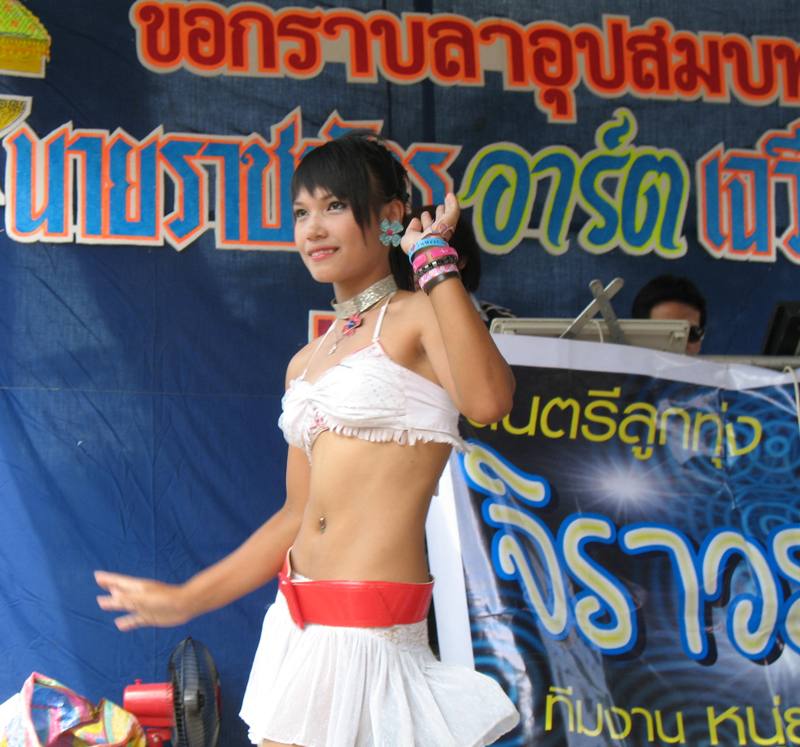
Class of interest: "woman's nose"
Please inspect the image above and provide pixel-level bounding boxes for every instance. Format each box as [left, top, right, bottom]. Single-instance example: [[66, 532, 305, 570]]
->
[[305, 212, 326, 239]]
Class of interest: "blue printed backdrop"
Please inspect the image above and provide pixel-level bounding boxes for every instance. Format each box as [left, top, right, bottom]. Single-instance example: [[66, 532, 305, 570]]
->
[[0, 1, 798, 744]]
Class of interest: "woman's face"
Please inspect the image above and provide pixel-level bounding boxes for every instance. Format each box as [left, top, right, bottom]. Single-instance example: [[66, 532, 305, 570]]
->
[[292, 186, 387, 287]]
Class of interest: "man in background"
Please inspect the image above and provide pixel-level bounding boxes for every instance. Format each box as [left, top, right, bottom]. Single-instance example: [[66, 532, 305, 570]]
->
[[631, 275, 707, 355]]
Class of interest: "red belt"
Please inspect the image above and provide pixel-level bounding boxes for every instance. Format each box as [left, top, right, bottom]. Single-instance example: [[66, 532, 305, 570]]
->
[[277, 554, 433, 629]]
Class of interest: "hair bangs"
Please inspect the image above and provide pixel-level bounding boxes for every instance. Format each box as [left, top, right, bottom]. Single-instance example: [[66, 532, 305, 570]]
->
[[292, 138, 373, 230]]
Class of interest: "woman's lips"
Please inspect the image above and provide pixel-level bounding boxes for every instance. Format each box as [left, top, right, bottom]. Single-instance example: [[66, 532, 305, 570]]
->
[[308, 246, 338, 261]]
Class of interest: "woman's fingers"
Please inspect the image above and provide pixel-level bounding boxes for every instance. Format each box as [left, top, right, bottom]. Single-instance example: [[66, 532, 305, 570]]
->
[[402, 194, 461, 252], [441, 192, 460, 229], [115, 613, 145, 632], [95, 569, 187, 629], [406, 217, 422, 233], [95, 571, 145, 608], [96, 593, 127, 612], [95, 570, 139, 592], [423, 194, 460, 240], [96, 580, 148, 630]]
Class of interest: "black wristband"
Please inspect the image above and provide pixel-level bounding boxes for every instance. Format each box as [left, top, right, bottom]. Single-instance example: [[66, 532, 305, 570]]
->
[[421, 270, 460, 295]]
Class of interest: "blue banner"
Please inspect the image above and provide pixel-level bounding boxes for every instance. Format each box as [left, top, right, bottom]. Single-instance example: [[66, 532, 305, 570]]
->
[[450, 336, 800, 745]]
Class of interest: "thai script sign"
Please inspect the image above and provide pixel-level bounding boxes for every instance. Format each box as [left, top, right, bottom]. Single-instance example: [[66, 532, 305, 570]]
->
[[698, 120, 800, 264], [2, 3, 799, 265], [130, 4, 800, 124], [10, 99, 800, 264], [452, 336, 800, 746]]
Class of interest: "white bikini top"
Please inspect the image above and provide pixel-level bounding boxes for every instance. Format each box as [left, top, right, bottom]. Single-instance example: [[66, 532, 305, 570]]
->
[[279, 295, 467, 457]]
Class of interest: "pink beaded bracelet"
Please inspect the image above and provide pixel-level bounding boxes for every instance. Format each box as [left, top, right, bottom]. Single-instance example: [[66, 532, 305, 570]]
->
[[421, 269, 460, 295], [418, 263, 459, 292]]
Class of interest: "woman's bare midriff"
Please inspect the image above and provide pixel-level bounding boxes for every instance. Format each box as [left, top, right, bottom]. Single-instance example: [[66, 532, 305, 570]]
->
[[290, 432, 452, 583]]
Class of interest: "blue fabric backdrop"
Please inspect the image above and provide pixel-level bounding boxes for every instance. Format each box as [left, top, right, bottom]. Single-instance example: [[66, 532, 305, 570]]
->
[[0, 1, 799, 744]]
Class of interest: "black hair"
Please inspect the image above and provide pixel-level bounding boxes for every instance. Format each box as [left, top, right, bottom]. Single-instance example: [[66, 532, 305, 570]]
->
[[291, 131, 410, 233], [398, 205, 482, 292], [631, 274, 707, 328]]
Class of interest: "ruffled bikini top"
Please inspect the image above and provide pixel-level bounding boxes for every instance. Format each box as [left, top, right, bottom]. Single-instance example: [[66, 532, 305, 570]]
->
[[279, 295, 467, 457]]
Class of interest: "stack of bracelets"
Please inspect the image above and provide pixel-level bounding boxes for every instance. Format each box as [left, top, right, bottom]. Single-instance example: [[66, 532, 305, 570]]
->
[[409, 234, 460, 295]]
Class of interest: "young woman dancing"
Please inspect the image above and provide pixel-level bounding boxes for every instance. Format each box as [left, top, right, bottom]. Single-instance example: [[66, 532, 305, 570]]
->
[[95, 133, 520, 746]]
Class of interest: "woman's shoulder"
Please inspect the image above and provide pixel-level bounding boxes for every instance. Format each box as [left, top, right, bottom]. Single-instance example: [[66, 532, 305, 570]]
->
[[285, 339, 318, 388], [389, 288, 435, 322], [382, 290, 438, 364]]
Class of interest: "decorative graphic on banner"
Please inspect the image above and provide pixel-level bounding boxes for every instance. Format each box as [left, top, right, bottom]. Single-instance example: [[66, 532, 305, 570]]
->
[[0, 95, 28, 206], [0, 0, 45, 208], [452, 337, 800, 746], [0, 0, 50, 77], [308, 310, 335, 341]]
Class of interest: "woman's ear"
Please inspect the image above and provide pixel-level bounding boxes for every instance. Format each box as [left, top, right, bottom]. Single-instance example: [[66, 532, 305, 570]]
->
[[382, 197, 406, 225]]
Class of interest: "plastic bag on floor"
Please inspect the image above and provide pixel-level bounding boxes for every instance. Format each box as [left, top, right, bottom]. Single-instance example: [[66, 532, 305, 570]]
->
[[0, 673, 145, 747]]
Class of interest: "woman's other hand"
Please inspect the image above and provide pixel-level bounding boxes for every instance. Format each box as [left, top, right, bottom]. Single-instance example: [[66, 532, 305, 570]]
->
[[401, 192, 460, 255], [95, 570, 192, 631]]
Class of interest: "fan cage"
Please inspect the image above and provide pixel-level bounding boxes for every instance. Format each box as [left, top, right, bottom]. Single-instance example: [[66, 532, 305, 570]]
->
[[169, 637, 221, 747]]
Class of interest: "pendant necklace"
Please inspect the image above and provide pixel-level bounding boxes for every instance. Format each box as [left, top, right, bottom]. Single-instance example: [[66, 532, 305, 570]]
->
[[328, 275, 397, 355]]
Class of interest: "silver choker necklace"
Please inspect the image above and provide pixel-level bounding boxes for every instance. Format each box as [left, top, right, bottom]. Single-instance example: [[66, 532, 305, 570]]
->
[[331, 275, 398, 320]]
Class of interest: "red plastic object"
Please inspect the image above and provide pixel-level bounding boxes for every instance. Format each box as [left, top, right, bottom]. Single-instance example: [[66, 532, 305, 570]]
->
[[124, 679, 174, 745]]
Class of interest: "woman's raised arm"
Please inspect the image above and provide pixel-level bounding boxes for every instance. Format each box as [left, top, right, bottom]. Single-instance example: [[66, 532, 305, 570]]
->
[[402, 193, 515, 424]]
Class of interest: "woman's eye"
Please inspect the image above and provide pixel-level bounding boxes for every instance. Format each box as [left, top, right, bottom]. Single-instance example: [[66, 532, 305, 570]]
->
[[293, 208, 307, 220], [328, 200, 346, 211]]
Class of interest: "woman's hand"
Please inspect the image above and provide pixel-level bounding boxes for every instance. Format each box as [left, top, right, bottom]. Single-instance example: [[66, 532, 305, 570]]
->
[[95, 570, 192, 631], [401, 192, 461, 256]]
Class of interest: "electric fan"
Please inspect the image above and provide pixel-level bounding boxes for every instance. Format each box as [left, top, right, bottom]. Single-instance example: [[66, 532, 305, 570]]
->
[[123, 637, 221, 747]]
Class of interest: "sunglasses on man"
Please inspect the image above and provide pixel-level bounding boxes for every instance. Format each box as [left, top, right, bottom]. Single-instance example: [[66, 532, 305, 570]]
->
[[688, 325, 705, 343]]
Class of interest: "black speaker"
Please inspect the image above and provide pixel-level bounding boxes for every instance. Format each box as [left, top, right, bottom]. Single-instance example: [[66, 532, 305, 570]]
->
[[763, 302, 800, 355]]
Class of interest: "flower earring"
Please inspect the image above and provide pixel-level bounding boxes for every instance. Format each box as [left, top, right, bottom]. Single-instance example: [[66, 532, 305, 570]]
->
[[379, 218, 404, 246]]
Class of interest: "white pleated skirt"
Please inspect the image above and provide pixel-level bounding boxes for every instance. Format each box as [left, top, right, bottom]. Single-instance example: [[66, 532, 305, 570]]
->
[[240, 590, 520, 746]]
